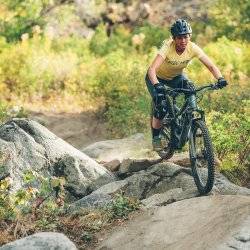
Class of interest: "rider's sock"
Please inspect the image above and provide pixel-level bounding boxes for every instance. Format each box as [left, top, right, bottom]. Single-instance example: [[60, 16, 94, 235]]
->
[[152, 128, 161, 138]]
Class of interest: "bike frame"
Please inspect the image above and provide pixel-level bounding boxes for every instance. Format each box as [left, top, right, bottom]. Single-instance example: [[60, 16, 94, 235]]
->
[[162, 84, 214, 150]]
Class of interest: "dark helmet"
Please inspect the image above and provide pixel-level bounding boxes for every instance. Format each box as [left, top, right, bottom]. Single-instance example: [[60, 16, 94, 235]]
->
[[170, 19, 192, 37]]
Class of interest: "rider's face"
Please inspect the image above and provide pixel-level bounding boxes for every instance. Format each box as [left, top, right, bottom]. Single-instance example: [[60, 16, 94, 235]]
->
[[174, 34, 191, 50]]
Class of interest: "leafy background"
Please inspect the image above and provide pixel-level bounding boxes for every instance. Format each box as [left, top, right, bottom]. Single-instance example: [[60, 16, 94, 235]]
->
[[0, 0, 249, 247]]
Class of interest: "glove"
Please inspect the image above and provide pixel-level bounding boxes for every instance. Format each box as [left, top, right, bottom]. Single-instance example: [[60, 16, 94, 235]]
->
[[216, 77, 228, 89], [154, 82, 165, 94]]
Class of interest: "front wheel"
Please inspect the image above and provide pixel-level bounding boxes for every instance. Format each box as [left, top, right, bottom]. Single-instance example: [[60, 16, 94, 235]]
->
[[189, 120, 215, 194]]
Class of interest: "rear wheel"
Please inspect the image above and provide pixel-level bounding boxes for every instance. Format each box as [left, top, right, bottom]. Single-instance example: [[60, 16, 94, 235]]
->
[[189, 120, 215, 194], [150, 101, 174, 159]]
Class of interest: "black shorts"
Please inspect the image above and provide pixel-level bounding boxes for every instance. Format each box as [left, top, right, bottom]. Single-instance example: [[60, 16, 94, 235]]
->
[[145, 72, 190, 119]]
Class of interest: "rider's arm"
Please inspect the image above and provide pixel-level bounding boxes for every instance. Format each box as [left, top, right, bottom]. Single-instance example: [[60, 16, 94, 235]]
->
[[199, 54, 223, 80], [148, 55, 165, 85]]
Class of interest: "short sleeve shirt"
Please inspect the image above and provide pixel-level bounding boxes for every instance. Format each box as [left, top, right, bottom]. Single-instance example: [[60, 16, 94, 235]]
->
[[156, 39, 205, 80]]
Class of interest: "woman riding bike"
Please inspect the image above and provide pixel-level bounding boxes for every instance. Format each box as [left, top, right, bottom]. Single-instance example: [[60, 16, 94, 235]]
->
[[145, 19, 228, 151]]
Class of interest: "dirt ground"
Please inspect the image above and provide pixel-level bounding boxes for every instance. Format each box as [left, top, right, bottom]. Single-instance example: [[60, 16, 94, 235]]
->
[[28, 111, 109, 149]]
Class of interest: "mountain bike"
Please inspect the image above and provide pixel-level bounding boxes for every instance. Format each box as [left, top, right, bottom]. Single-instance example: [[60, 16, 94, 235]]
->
[[151, 82, 219, 194]]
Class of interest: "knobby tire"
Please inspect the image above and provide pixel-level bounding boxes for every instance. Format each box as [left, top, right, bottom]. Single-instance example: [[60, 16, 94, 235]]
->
[[189, 120, 215, 194]]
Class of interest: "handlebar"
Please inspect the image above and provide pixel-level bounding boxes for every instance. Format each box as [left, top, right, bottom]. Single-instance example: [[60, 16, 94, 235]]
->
[[164, 83, 218, 96]]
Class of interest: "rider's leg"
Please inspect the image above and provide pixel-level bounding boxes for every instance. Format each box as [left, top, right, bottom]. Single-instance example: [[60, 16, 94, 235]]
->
[[145, 72, 168, 150], [167, 74, 190, 89]]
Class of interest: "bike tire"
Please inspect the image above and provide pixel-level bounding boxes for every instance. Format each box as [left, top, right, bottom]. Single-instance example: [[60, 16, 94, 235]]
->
[[150, 101, 175, 160], [189, 119, 215, 194]]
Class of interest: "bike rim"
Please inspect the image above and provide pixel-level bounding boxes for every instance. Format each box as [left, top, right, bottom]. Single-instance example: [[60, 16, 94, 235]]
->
[[192, 126, 210, 188]]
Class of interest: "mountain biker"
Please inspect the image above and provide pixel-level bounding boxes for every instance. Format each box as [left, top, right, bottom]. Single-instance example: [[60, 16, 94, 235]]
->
[[145, 19, 228, 151]]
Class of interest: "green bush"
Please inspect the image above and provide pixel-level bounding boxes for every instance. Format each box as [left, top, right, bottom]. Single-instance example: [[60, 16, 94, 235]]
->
[[207, 0, 250, 41], [89, 23, 133, 56], [86, 48, 152, 136], [133, 22, 169, 52]]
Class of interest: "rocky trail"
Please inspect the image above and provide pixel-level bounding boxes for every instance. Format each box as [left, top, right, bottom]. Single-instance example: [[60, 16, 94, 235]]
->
[[0, 114, 249, 250]]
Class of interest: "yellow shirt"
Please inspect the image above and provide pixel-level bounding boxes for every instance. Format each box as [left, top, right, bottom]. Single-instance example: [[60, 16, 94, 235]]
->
[[156, 39, 205, 80]]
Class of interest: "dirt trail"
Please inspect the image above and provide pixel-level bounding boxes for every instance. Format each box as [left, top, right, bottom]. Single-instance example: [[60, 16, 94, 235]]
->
[[28, 111, 109, 149]]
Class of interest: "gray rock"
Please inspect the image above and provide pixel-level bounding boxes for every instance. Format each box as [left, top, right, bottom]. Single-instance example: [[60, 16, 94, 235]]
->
[[44, 3, 95, 39], [93, 180, 128, 196], [97, 195, 250, 250], [141, 188, 183, 207], [117, 161, 249, 201], [0, 119, 114, 197], [123, 170, 160, 199], [214, 173, 250, 196], [0, 232, 77, 250], [75, 0, 104, 28], [103, 159, 120, 172], [118, 158, 162, 177], [82, 133, 158, 162], [68, 179, 128, 211], [141, 188, 200, 208], [68, 192, 112, 211], [217, 216, 250, 249]]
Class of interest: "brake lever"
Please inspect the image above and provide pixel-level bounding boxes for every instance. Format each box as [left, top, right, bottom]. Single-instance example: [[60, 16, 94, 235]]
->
[[211, 84, 219, 90]]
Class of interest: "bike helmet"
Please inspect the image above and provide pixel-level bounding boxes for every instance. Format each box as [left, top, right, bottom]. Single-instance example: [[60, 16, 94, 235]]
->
[[170, 19, 192, 37]]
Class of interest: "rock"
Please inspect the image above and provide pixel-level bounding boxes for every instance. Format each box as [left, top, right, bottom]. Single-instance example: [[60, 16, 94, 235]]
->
[[68, 193, 112, 211], [167, 151, 221, 167], [141, 188, 200, 208], [0, 119, 114, 197], [141, 188, 183, 207], [70, 161, 250, 211], [123, 170, 160, 199], [93, 180, 128, 196], [53, 155, 115, 199], [82, 133, 158, 162], [0, 232, 77, 250], [213, 172, 250, 196], [75, 0, 104, 28], [103, 159, 120, 172], [44, 3, 95, 39], [218, 216, 250, 249], [97, 195, 250, 250], [126, 2, 152, 23], [118, 158, 162, 177], [68, 179, 128, 211]]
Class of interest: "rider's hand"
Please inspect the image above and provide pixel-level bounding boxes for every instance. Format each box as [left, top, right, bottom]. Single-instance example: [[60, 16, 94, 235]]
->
[[216, 77, 228, 89], [154, 82, 165, 95]]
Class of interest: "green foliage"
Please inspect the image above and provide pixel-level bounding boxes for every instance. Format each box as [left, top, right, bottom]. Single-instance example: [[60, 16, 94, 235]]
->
[[0, 1, 249, 186], [0, 170, 65, 221], [86, 48, 152, 136], [187, 38, 250, 114], [133, 22, 169, 52], [106, 193, 140, 219], [207, 0, 250, 41], [0, 0, 51, 41], [207, 111, 249, 166], [89, 23, 133, 56]]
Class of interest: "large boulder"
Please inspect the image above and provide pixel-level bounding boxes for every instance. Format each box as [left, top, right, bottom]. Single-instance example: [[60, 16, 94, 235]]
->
[[97, 195, 250, 250], [0, 119, 114, 197], [0, 232, 77, 250]]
